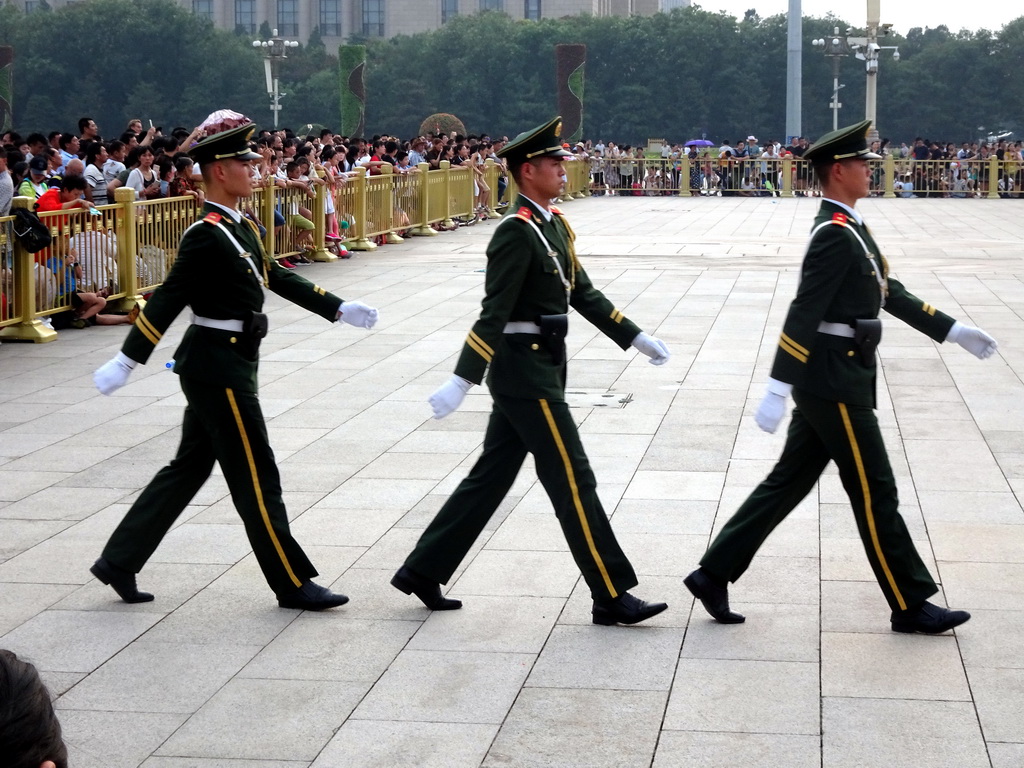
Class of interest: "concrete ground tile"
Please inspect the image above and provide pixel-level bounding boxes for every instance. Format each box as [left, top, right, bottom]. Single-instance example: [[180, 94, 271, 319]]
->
[[822, 631, 971, 701], [240, 616, 418, 683], [59, 640, 261, 713], [615, 532, 708, 576], [391, 429, 482, 454], [957, 609, 1024, 669], [408, 595, 564, 653], [821, 536, 937, 582], [0, 519, 73, 562], [355, 450, 466, 480], [969, 667, 1024, 743], [55, 562, 228, 613], [0, 469, 74, 501], [820, 579, 894, 634], [453, 549, 582, 597], [158, 678, 365, 761], [526, 624, 682, 690], [989, 743, 1024, 768], [940, 562, 1024, 611], [316, 477, 436, 509], [484, 687, 666, 768], [143, 760, 308, 768], [929, 521, 1024, 563], [653, 732, 821, 768], [724, 556, 821, 606], [0, 485, 132, 521], [664, 659, 819, 734], [147, 522, 254, 565], [351, 526, 427, 569], [290, 505, 405, 547], [904, 439, 1008, 492], [58, 710, 188, 768], [485, 510, 570, 552], [623, 470, 726, 501], [1, 609, 162, 673], [312, 720, 496, 768], [353, 649, 532, 724], [821, 698, 990, 768], [610, 499, 718, 535], [683, 602, 819, 662], [577, 411, 665, 435]]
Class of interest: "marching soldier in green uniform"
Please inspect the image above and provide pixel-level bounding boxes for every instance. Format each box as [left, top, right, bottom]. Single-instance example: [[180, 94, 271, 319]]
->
[[91, 119, 379, 611], [685, 120, 998, 634], [391, 116, 671, 626]]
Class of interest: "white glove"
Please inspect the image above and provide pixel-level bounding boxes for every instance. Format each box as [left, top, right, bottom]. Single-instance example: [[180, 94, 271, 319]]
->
[[946, 321, 997, 359], [631, 332, 671, 366], [94, 352, 137, 396], [339, 301, 379, 329], [754, 378, 793, 434], [428, 375, 473, 419]]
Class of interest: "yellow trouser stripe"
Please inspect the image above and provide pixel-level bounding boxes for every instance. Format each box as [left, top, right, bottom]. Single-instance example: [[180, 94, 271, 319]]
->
[[838, 402, 906, 611], [538, 398, 616, 598], [780, 332, 809, 355], [226, 388, 301, 588], [135, 312, 161, 345], [466, 335, 492, 362], [779, 338, 808, 363], [468, 330, 494, 356]]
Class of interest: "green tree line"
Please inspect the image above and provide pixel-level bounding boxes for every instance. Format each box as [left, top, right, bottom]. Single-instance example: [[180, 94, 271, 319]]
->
[[0, 0, 1021, 144]]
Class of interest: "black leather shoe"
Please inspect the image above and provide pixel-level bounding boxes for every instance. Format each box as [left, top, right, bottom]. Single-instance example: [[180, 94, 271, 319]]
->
[[390, 565, 462, 610], [891, 601, 970, 634], [90, 557, 154, 603], [277, 581, 349, 611], [592, 592, 667, 625], [684, 568, 745, 624]]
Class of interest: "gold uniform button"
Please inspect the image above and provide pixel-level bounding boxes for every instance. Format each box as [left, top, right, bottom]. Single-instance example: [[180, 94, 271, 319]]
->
[[847, 350, 855, 357], [871, 271, 876, 276], [531, 343, 540, 351], [230, 337, 237, 344], [247, 269, 252, 273]]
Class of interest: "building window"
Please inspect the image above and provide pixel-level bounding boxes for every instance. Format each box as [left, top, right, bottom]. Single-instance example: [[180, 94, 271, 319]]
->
[[320, 0, 341, 36], [480, 0, 503, 10], [362, 0, 384, 37], [24, 0, 40, 10], [192, 0, 213, 20], [234, 0, 256, 33], [277, 0, 298, 35], [442, 0, 458, 24], [524, 0, 540, 19]]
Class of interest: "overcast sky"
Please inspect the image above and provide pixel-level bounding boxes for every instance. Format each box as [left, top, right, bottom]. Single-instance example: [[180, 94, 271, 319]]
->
[[695, 1, 1021, 36]]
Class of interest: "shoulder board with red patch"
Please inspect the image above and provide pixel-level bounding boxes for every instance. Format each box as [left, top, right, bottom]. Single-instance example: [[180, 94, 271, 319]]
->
[[831, 212, 848, 226], [203, 212, 223, 224], [550, 205, 563, 215], [513, 206, 532, 221]]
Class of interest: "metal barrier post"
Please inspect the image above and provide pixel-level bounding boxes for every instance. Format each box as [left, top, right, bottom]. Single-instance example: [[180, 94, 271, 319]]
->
[[410, 162, 438, 237], [261, 179, 277, 258], [309, 179, 335, 261], [379, 164, 404, 244], [484, 159, 501, 218], [988, 156, 1000, 200], [0, 197, 57, 342], [348, 167, 377, 251], [781, 155, 793, 197], [574, 161, 587, 198], [883, 154, 896, 199], [110, 186, 144, 313], [440, 161, 455, 231]]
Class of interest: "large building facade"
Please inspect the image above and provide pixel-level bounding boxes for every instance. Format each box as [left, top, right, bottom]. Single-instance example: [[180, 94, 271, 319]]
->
[[177, 0, 689, 44]]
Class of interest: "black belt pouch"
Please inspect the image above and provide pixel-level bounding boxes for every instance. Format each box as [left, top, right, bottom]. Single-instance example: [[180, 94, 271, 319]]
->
[[242, 311, 269, 356], [854, 318, 882, 366], [537, 313, 568, 365]]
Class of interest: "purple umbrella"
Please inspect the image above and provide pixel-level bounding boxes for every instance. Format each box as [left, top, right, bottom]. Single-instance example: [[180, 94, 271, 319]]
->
[[685, 139, 714, 147]]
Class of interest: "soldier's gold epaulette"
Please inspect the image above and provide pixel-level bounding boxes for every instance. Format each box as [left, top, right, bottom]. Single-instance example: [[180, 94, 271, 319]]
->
[[831, 212, 849, 226], [513, 206, 532, 221]]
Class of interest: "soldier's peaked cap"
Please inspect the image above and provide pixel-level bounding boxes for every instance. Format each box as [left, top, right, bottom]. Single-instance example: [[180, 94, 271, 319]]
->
[[497, 116, 574, 165], [803, 120, 881, 164], [188, 122, 261, 165]]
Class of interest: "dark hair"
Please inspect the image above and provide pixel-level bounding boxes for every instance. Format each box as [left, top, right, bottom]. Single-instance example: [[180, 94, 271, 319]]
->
[[0, 650, 68, 768], [107, 140, 126, 156], [78, 116, 94, 133], [85, 142, 106, 166], [60, 174, 87, 192], [47, 131, 61, 142], [26, 132, 46, 147], [119, 131, 140, 145], [320, 145, 336, 161], [156, 154, 175, 181], [319, 128, 333, 139], [58, 132, 76, 151]]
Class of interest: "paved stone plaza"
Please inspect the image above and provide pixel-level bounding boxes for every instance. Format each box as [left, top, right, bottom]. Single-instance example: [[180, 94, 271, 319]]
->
[[2, 195, 1023, 767]]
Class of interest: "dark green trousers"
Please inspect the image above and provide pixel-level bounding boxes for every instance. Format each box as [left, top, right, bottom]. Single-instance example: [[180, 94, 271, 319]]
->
[[406, 393, 638, 601], [102, 377, 316, 596], [701, 388, 937, 612]]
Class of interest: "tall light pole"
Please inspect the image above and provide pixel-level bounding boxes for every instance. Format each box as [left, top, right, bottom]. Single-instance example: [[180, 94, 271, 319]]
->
[[812, 28, 850, 131], [785, 0, 802, 144], [845, 0, 898, 138], [252, 29, 299, 129]]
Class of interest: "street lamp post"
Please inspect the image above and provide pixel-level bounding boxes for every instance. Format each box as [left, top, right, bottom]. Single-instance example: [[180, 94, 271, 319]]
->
[[252, 29, 299, 129], [812, 28, 850, 131]]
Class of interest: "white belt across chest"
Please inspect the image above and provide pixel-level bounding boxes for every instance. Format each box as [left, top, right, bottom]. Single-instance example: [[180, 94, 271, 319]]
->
[[504, 321, 542, 334], [817, 321, 856, 338], [192, 314, 244, 332]]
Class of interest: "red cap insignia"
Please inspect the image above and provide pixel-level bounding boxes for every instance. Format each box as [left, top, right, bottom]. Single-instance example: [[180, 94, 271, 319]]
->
[[203, 212, 222, 224]]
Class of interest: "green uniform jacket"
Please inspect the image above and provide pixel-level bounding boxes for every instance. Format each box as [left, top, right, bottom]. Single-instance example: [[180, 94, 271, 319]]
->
[[771, 200, 955, 407], [122, 205, 343, 392], [454, 195, 641, 400]]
